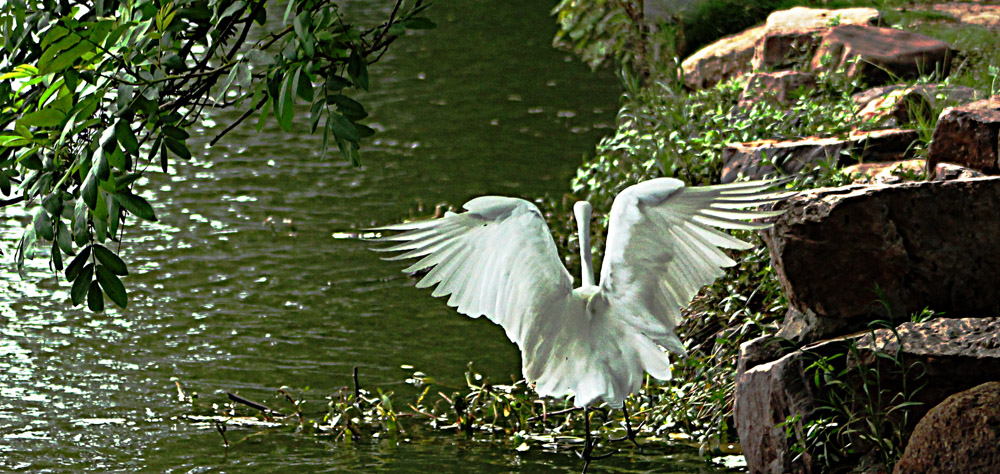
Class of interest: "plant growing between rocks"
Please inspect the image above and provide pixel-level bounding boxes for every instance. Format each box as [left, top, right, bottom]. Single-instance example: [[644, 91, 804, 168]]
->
[[785, 309, 932, 473]]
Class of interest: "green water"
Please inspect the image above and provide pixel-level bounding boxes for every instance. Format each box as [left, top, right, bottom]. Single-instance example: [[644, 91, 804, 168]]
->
[[0, 1, 728, 472]]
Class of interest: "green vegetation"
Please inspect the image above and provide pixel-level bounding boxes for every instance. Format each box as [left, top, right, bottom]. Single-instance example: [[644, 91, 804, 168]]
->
[[181, 0, 999, 466], [788, 310, 932, 472], [549, 0, 1000, 460], [0, 0, 432, 312]]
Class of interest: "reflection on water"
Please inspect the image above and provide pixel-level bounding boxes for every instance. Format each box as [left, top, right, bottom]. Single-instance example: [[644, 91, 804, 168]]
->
[[1, 1, 726, 472]]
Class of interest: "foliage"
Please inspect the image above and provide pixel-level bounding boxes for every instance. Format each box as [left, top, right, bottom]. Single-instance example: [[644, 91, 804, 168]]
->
[[788, 315, 930, 472], [550, 0, 787, 78], [0, 0, 433, 312], [572, 67, 865, 217], [553, 0, 1000, 452], [550, 0, 681, 81], [551, 0, 645, 71]]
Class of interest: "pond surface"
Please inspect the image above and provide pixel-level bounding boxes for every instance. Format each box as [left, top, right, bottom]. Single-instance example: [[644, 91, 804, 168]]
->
[[0, 1, 728, 472]]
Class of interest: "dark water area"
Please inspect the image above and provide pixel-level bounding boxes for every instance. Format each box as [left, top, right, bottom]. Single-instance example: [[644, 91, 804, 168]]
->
[[0, 1, 728, 472]]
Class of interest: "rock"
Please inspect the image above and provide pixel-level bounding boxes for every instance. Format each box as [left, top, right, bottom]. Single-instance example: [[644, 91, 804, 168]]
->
[[682, 25, 766, 90], [735, 343, 822, 473], [736, 318, 1000, 474], [721, 129, 919, 183], [739, 71, 818, 107], [843, 159, 926, 184], [735, 335, 795, 381], [722, 137, 849, 184], [844, 159, 986, 184], [911, 2, 1000, 31], [894, 381, 1000, 474], [855, 318, 1000, 414], [681, 7, 878, 90], [753, 7, 880, 70], [847, 129, 922, 162], [926, 96, 1000, 175], [763, 178, 1000, 343], [933, 161, 986, 181], [735, 336, 856, 474], [810, 25, 955, 85], [853, 84, 981, 127]]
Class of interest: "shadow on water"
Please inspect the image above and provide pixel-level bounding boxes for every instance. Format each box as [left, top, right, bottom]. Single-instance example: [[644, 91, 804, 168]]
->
[[0, 1, 730, 472]]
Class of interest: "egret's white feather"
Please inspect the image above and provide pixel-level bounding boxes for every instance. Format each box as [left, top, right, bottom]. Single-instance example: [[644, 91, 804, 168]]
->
[[371, 178, 787, 409]]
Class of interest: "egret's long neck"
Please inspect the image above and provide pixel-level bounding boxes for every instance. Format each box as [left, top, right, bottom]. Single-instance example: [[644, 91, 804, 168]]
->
[[573, 201, 595, 287]]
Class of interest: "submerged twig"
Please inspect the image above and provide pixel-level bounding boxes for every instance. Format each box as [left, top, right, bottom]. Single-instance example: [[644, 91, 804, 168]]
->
[[227, 392, 280, 420], [527, 406, 582, 422], [215, 421, 229, 448]]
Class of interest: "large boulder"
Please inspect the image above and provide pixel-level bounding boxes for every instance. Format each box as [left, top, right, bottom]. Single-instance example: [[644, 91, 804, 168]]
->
[[721, 129, 919, 183], [894, 381, 1000, 474], [811, 25, 954, 85], [681, 7, 878, 90], [682, 25, 766, 90], [753, 7, 879, 70], [763, 178, 1000, 343], [926, 96, 1000, 175], [854, 318, 1000, 413], [736, 317, 1000, 474], [735, 337, 843, 474]]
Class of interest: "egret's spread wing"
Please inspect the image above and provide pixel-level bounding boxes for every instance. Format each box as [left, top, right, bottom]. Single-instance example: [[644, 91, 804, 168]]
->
[[372, 196, 574, 345], [596, 178, 786, 371]]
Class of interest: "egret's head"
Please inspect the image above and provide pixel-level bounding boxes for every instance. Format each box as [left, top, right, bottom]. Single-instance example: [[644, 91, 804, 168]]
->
[[573, 201, 593, 224]]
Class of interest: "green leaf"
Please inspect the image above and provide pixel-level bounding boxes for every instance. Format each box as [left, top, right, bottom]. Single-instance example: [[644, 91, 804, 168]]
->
[[337, 139, 361, 166], [404, 18, 436, 29], [51, 240, 63, 271], [100, 125, 118, 153], [33, 207, 54, 240], [107, 147, 127, 171], [73, 198, 89, 246], [325, 74, 352, 92], [215, 65, 240, 104], [164, 137, 191, 160], [297, 69, 314, 102], [87, 280, 104, 312], [115, 120, 139, 156], [82, 169, 99, 209], [95, 149, 111, 181], [347, 50, 369, 91], [328, 113, 359, 142], [309, 99, 325, 133], [277, 67, 298, 132], [93, 201, 108, 242], [108, 196, 120, 238], [356, 123, 375, 139], [0, 171, 10, 196], [146, 134, 164, 172], [327, 94, 367, 120], [40, 25, 71, 51], [96, 265, 128, 309], [19, 108, 65, 128], [39, 41, 94, 75], [57, 219, 74, 256], [162, 125, 189, 140], [112, 191, 157, 221], [71, 262, 93, 305], [93, 244, 128, 275]]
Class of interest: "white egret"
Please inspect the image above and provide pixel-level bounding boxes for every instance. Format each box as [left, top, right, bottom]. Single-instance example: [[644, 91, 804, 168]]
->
[[371, 177, 786, 463]]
